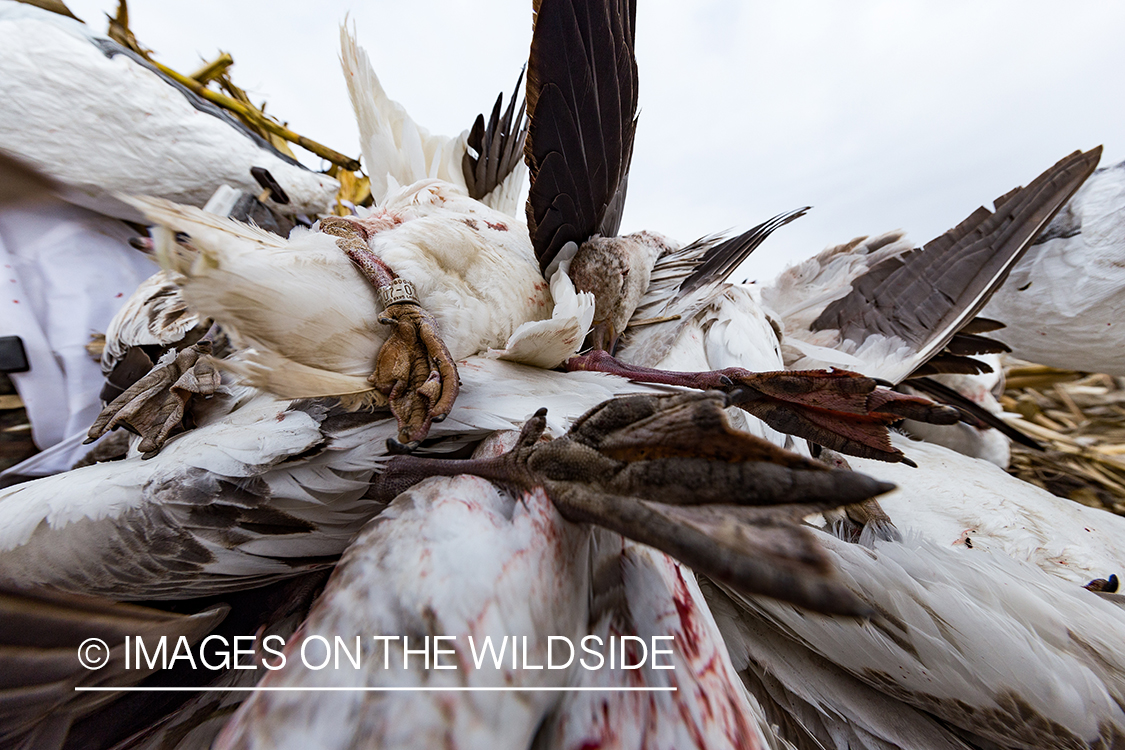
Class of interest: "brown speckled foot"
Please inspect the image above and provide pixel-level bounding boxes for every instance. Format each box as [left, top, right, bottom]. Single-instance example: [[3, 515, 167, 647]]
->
[[321, 216, 460, 450], [566, 351, 958, 464], [372, 302, 461, 449], [85, 341, 220, 458], [377, 392, 896, 616]]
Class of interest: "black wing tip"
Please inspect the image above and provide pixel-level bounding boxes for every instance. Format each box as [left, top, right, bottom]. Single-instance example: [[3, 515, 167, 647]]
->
[[526, 0, 640, 272], [677, 206, 808, 297]]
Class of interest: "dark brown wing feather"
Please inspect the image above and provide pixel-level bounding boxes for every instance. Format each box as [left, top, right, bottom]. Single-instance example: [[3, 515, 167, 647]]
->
[[0, 584, 225, 750], [677, 207, 809, 299], [462, 70, 528, 201], [525, 0, 639, 273], [811, 148, 1102, 365], [959, 316, 1006, 335], [904, 376, 1043, 451], [942, 331, 1010, 356], [0, 150, 58, 205]]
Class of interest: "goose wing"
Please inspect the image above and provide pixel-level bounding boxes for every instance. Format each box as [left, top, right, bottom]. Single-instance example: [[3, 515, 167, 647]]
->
[[340, 24, 527, 215], [769, 148, 1101, 383], [525, 0, 639, 273], [0, 583, 225, 750]]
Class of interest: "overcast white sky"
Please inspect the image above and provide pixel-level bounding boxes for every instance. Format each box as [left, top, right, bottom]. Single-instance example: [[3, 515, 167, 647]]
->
[[64, 1, 1125, 280]]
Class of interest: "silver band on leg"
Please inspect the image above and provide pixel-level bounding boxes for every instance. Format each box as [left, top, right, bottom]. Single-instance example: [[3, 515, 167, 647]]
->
[[379, 278, 420, 308]]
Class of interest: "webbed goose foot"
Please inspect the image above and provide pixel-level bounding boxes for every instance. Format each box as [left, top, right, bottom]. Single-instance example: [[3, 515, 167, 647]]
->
[[376, 391, 898, 615], [320, 217, 460, 449], [372, 298, 460, 449], [566, 350, 959, 464], [1084, 574, 1119, 593], [85, 341, 220, 458]]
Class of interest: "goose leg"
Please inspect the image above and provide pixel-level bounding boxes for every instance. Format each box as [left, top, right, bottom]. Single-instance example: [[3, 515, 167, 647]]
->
[[320, 217, 460, 449], [566, 350, 959, 464], [374, 392, 896, 615], [85, 340, 220, 458]]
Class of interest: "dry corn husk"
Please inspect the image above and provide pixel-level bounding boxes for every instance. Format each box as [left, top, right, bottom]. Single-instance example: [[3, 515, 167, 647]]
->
[[1002, 360, 1125, 514]]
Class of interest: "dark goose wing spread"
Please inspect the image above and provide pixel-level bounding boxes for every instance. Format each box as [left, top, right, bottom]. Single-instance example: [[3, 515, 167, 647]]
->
[[525, 0, 639, 273], [811, 147, 1102, 373]]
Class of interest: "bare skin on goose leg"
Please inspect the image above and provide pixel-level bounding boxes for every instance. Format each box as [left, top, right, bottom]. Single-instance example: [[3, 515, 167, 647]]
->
[[566, 349, 959, 465], [374, 391, 899, 616]]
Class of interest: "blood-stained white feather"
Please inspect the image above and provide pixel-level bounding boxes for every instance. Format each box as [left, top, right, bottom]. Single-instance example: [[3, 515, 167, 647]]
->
[[214, 431, 590, 750], [538, 534, 775, 750]]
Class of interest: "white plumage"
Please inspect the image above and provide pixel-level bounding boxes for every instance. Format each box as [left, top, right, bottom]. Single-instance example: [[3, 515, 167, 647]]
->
[[0, 359, 654, 601], [844, 433, 1125, 584], [4, 7, 1123, 750], [135, 179, 593, 402], [983, 159, 1125, 376], [0, 1, 338, 219], [711, 527, 1125, 750], [99, 269, 205, 377], [537, 535, 778, 750], [761, 230, 948, 382], [340, 25, 525, 216], [214, 432, 591, 750]]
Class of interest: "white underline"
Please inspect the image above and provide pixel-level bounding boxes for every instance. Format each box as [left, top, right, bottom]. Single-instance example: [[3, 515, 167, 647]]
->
[[75, 686, 677, 693]]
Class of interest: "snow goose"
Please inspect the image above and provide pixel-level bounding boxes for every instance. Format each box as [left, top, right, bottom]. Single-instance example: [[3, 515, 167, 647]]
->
[[982, 157, 1125, 376], [212, 431, 595, 750], [524, 0, 1072, 465], [86, 33, 580, 454], [513, 6, 1125, 749], [749, 148, 1100, 461], [0, 359, 659, 600], [212, 388, 897, 749], [761, 148, 1101, 386], [93, 178, 593, 453], [0, 1, 338, 220], [705, 480, 1125, 750]]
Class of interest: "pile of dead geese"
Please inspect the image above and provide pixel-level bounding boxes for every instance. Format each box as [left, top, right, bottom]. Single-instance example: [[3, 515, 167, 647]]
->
[[2, 1, 1124, 748]]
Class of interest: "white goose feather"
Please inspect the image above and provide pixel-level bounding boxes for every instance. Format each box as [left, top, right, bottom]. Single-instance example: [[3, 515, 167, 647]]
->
[[134, 180, 593, 402], [982, 159, 1125, 376], [711, 528, 1125, 750], [0, 1, 338, 218], [0, 359, 651, 600], [213, 431, 591, 750], [537, 534, 779, 750], [340, 24, 525, 216], [99, 269, 205, 377]]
